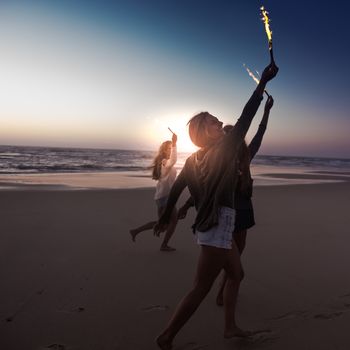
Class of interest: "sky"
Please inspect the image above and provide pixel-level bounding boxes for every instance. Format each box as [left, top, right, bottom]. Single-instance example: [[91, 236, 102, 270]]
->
[[0, 0, 349, 158]]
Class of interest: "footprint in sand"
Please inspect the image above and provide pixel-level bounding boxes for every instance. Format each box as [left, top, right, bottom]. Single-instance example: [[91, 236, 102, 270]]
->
[[270, 308, 346, 322], [235, 331, 279, 346], [312, 294, 350, 320], [313, 311, 343, 320], [40, 344, 68, 350], [250, 332, 279, 345], [267, 310, 308, 321], [141, 305, 169, 312], [313, 303, 350, 320]]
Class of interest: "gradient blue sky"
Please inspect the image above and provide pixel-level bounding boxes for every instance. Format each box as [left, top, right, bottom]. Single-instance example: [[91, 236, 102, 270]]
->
[[0, 0, 349, 157]]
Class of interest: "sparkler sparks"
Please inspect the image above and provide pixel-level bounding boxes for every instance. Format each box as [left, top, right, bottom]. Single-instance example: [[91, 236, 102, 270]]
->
[[243, 64, 270, 97], [260, 6, 275, 63]]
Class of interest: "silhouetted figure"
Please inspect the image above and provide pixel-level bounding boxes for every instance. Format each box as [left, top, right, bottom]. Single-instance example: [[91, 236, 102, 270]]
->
[[178, 96, 274, 306], [154, 62, 278, 349]]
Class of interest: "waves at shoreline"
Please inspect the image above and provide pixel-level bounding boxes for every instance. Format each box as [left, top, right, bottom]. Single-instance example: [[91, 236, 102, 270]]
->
[[0, 145, 349, 175]]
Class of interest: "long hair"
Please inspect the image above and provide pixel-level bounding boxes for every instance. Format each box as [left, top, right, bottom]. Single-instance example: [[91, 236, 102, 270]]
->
[[151, 141, 172, 180]]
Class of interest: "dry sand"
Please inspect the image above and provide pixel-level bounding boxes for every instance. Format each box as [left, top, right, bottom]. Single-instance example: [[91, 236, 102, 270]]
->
[[0, 179, 350, 349]]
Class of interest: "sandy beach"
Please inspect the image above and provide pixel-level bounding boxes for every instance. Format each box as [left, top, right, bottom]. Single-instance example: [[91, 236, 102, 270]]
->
[[2, 0, 350, 349], [1, 174, 350, 349]]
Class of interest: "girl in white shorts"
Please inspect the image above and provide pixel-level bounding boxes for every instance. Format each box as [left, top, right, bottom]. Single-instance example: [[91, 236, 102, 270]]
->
[[196, 207, 235, 249], [154, 62, 278, 349]]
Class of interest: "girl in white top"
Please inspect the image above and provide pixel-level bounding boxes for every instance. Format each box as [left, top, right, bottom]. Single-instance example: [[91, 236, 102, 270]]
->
[[130, 133, 178, 251]]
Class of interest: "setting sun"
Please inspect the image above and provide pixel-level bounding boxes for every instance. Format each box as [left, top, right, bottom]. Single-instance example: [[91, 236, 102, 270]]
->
[[149, 112, 199, 153]]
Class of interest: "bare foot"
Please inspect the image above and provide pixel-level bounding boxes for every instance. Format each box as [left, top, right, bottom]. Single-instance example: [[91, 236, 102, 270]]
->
[[129, 229, 138, 242], [216, 293, 223, 306], [224, 327, 254, 339], [160, 245, 176, 252], [156, 334, 172, 350]]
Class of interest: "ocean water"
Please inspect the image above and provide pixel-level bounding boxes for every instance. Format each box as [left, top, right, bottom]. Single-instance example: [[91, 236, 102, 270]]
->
[[0, 145, 349, 175], [0, 145, 158, 174]]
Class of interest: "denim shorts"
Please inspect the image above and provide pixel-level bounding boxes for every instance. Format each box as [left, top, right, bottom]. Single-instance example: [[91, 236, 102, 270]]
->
[[196, 207, 235, 250]]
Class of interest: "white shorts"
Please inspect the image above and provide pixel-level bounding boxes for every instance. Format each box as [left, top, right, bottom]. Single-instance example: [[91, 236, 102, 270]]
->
[[196, 207, 236, 250]]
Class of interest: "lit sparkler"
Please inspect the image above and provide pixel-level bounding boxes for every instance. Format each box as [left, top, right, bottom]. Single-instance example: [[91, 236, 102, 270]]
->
[[243, 64, 270, 97], [260, 6, 275, 64]]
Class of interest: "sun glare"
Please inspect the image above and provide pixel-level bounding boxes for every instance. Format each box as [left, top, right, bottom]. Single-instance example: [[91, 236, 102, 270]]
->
[[151, 112, 199, 153]]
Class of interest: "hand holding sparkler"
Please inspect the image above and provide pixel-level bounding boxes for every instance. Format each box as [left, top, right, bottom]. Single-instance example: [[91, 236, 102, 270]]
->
[[255, 63, 278, 97], [260, 62, 279, 83], [264, 95, 274, 112], [260, 95, 274, 127], [168, 127, 177, 145]]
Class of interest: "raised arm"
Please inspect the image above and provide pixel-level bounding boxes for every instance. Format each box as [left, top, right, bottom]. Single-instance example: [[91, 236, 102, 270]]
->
[[249, 95, 274, 160], [231, 63, 278, 143], [162, 133, 177, 169], [154, 168, 187, 235]]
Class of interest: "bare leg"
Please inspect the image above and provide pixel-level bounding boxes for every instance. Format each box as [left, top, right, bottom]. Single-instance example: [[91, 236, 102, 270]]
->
[[223, 242, 251, 338], [156, 246, 225, 349], [234, 230, 247, 255], [160, 208, 178, 251], [216, 230, 247, 305], [129, 221, 157, 242], [234, 229, 247, 281], [216, 271, 227, 306]]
